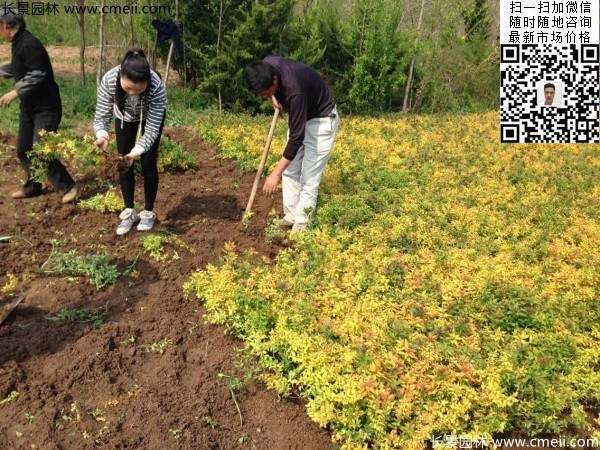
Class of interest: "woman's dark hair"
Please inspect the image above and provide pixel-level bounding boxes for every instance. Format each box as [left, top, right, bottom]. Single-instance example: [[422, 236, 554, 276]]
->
[[115, 48, 152, 113], [244, 61, 278, 92], [120, 48, 151, 84]]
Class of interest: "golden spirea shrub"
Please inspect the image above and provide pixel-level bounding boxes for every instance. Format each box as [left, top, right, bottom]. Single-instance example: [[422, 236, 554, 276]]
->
[[188, 112, 600, 449]]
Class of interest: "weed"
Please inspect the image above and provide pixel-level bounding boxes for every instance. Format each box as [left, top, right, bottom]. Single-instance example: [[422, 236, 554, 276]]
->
[[122, 256, 140, 277], [41, 245, 119, 289], [144, 338, 173, 355], [120, 335, 136, 346], [169, 428, 183, 439], [241, 210, 254, 230], [200, 416, 219, 429], [141, 234, 188, 262], [90, 408, 106, 423], [1, 273, 18, 295], [218, 373, 244, 425], [47, 307, 107, 328], [0, 390, 19, 405], [55, 402, 81, 429], [264, 211, 287, 244]]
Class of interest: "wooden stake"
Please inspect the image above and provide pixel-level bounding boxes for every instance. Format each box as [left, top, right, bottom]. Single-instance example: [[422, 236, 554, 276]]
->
[[164, 40, 175, 85]]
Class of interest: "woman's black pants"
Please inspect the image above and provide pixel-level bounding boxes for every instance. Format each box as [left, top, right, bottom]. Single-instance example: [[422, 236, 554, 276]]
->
[[115, 115, 165, 211]]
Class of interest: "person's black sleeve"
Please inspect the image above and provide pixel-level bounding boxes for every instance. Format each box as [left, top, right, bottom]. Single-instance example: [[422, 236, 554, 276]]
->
[[0, 63, 13, 78], [283, 94, 307, 161], [14, 43, 48, 101]]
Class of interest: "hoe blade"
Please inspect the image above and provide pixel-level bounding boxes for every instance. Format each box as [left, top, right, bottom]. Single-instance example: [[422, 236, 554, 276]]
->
[[0, 295, 24, 326]]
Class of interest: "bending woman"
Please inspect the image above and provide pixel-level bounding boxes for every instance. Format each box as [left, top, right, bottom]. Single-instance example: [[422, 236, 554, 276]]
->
[[93, 49, 167, 235]]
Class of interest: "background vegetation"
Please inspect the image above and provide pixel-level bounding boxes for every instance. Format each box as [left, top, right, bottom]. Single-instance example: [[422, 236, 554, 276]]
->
[[10, 0, 499, 115]]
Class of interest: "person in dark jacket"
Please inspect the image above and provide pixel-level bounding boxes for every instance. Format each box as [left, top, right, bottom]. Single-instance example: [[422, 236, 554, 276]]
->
[[244, 56, 340, 232], [0, 12, 77, 203]]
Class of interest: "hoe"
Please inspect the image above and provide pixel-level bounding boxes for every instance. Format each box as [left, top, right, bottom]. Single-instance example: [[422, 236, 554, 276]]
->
[[242, 98, 280, 223]]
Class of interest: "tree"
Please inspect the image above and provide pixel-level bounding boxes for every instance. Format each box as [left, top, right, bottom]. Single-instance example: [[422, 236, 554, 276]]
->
[[462, 0, 490, 41], [403, 0, 426, 112], [202, 0, 294, 111], [75, 0, 86, 83], [346, 0, 408, 113], [96, 0, 105, 86]]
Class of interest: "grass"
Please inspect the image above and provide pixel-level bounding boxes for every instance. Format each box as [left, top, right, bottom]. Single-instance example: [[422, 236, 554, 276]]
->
[[0, 74, 207, 136], [0, 77, 96, 134]]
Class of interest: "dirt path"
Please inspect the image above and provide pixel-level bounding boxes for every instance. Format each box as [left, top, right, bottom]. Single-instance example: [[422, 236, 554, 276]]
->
[[0, 44, 179, 85], [0, 127, 332, 450]]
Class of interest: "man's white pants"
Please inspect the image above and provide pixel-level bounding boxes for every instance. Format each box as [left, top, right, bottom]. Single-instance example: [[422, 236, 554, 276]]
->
[[282, 107, 340, 226]]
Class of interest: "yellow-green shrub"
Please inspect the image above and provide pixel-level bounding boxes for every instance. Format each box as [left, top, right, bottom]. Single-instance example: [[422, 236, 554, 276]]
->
[[78, 189, 124, 213], [187, 112, 600, 449]]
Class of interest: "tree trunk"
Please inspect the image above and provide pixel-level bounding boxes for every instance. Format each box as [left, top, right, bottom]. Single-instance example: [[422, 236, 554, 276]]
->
[[403, 0, 426, 112], [76, 0, 86, 83], [358, 4, 368, 55], [217, 0, 224, 114], [149, 0, 155, 68], [130, 12, 135, 47], [96, 0, 106, 86], [164, 41, 175, 85]]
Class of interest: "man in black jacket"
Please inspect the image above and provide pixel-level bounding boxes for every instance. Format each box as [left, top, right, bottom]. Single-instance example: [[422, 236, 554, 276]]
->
[[0, 12, 77, 202], [245, 56, 340, 232]]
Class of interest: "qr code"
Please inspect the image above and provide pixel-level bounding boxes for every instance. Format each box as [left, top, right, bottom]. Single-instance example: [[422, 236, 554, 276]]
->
[[500, 44, 599, 143]]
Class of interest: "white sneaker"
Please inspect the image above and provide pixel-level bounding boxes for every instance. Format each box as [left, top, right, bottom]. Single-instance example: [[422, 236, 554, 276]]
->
[[116, 208, 139, 235], [137, 210, 156, 232]]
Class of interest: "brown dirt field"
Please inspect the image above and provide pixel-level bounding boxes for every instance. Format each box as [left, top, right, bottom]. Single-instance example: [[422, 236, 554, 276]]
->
[[0, 127, 333, 450]]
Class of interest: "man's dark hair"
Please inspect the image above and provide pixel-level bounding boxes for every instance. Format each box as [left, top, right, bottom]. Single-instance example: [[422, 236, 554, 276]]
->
[[544, 83, 556, 91], [244, 61, 278, 92], [120, 48, 151, 84], [0, 11, 26, 30]]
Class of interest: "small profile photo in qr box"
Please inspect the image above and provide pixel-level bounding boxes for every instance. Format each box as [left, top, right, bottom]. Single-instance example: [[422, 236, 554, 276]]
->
[[537, 80, 565, 108]]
